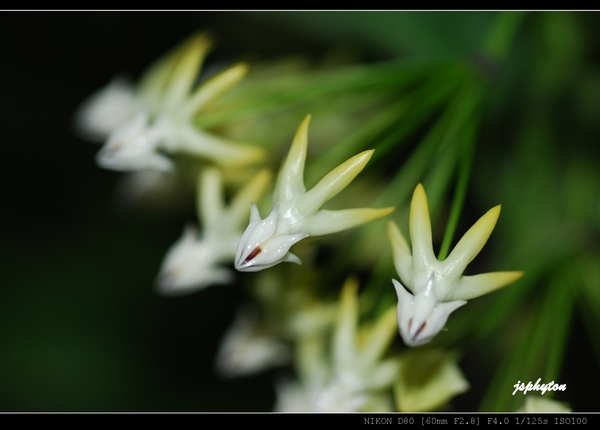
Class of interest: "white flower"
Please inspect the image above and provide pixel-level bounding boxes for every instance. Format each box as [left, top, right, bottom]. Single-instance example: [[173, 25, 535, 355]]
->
[[75, 33, 264, 172], [393, 278, 467, 348], [235, 115, 394, 271], [388, 183, 523, 347], [96, 111, 172, 172], [156, 224, 234, 295], [233, 203, 309, 272], [215, 307, 291, 378], [74, 76, 141, 141], [156, 167, 270, 295], [275, 278, 398, 412], [274, 376, 371, 412]]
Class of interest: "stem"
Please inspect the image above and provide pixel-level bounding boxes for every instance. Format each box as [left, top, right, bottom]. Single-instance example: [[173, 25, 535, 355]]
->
[[437, 97, 480, 261]]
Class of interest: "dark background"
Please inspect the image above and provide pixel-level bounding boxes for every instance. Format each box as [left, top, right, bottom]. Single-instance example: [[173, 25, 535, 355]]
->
[[1, 11, 313, 412]]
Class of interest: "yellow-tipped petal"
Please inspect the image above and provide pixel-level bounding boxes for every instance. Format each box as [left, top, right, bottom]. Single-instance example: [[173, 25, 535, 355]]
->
[[301, 150, 374, 216], [450, 271, 524, 301], [358, 306, 398, 368], [138, 33, 213, 109], [333, 277, 359, 368], [198, 167, 224, 229], [442, 205, 501, 280], [364, 358, 400, 392], [409, 183, 436, 272], [387, 220, 413, 288], [304, 207, 394, 237], [163, 33, 213, 110], [296, 334, 328, 385], [178, 124, 265, 166], [184, 62, 249, 118], [275, 115, 311, 202], [138, 42, 181, 104]]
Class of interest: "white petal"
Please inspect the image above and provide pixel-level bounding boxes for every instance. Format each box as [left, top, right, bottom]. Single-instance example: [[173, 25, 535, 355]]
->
[[300, 150, 373, 216], [409, 183, 437, 273], [274, 115, 310, 202], [333, 278, 358, 369], [183, 62, 249, 118], [249, 202, 262, 224], [162, 34, 211, 111], [302, 207, 393, 237], [175, 123, 264, 166], [450, 271, 524, 301], [96, 112, 173, 172], [74, 76, 141, 141], [198, 167, 225, 231], [387, 220, 414, 293], [441, 205, 501, 280], [215, 307, 291, 378], [155, 225, 234, 295], [237, 231, 308, 272], [235, 204, 309, 272], [393, 278, 466, 347]]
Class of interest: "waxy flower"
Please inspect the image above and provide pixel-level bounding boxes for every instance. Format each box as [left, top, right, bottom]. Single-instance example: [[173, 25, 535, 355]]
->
[[74, 76, 141, 142], [75, 33, 264, 172], [215, 306, 291, 378], [388, 184, 523, 347], [156, 167, 271, 295], [274, 278, 398, 412], [235, 115, 393, 272]]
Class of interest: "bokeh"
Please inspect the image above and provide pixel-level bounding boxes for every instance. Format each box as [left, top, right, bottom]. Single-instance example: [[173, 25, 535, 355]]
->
[[1, 11, 599, 412]]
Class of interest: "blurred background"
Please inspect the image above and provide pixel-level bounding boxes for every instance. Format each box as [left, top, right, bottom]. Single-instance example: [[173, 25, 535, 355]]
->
[[1, 11, 599, 411]]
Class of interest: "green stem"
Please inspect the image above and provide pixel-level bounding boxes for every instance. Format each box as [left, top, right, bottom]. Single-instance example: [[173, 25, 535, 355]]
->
[[437, 100, 480, 261], [542, 263, 577, 386]]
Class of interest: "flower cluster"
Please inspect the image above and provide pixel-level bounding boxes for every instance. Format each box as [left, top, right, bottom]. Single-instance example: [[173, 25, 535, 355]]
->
[[75, 31, 534, 412]]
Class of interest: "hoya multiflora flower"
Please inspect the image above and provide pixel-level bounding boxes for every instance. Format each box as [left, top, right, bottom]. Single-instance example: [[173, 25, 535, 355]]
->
[[235, 115, 394, 272], [388, 184, 523, 347], [156, 167, 271, 295], [215, 267, 338, 379], [75, 33, 264, 172], [215, 306, 291, 378], [274, 278, 398, 412]]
